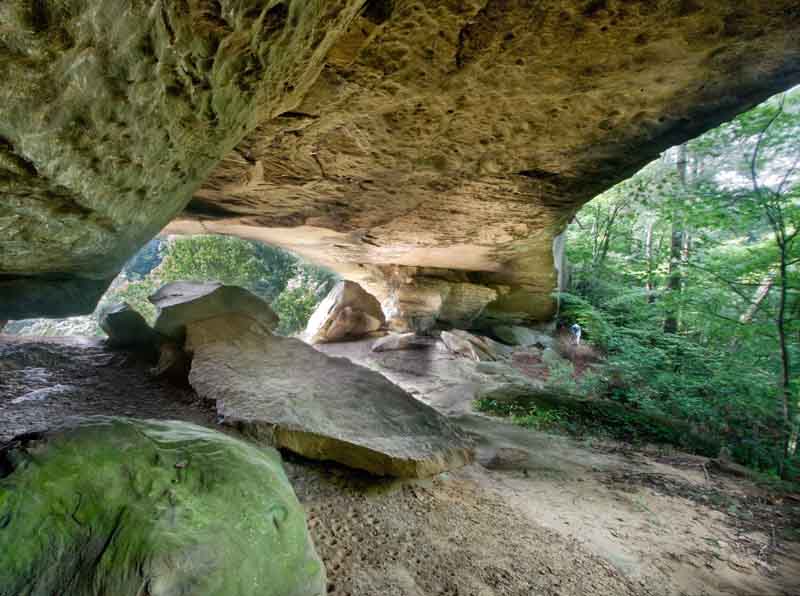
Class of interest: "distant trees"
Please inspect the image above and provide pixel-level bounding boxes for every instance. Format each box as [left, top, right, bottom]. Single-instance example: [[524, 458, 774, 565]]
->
[[104, 235, 338, 335], [564, 88, 799, 477]]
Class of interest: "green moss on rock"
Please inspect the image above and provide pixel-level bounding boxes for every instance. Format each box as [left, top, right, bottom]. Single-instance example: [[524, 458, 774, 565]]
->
[[0, 417, 325, 596]]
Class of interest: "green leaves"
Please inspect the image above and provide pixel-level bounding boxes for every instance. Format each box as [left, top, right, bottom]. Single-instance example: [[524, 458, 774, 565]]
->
[[100, 235, 339, 336], [562, 86, 800, 475]]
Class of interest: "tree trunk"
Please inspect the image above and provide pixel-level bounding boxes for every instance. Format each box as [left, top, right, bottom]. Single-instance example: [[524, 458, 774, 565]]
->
[[644, 220, 655, 303], [777, 249, 794, 471], [739, 273, 775, 323], [664, 145, 688, 334]]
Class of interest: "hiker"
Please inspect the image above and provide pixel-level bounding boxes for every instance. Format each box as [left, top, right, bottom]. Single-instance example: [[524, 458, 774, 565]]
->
[[570, 323, 582, 345]]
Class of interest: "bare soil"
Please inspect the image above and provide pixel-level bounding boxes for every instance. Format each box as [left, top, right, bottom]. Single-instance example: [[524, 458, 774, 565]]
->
[[2, 335, 799, 596]]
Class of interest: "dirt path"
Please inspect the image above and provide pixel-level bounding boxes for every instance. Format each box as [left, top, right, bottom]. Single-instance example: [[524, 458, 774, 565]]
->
[[0, 335, 214, 442], [460, 416, 800, 596], [2, 335, 799, 595]]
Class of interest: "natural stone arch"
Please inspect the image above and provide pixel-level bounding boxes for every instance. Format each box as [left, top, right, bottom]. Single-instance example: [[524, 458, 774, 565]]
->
[[2, 0, 799, 320]]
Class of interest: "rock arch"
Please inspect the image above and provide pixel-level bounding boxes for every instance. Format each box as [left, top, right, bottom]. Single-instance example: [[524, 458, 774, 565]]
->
[[2, 0, 799, 323]]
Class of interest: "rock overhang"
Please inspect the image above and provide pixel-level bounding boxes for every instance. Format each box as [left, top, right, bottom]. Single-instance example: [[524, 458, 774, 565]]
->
[[2, 0, 800, 320]]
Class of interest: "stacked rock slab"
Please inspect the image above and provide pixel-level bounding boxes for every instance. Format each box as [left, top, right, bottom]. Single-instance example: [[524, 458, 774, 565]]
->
[[0, 417, 325, 596], [151, 281, 279, 341], [187, 314, 473, 477], [304, 280, 385, 344]]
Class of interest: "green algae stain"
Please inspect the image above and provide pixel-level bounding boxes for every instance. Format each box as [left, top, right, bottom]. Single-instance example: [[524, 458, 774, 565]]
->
[[0, 417, 325, 596]]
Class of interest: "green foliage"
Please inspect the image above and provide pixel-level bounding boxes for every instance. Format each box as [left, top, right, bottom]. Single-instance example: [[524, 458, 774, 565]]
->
[[100, 235, 338, 336], [474, 398, 566, 431], [101, 277, 160, 324], [158, 235, 284, 298], [272, 286, 318, 336], [473, 394, 719, 455], [562, 87, 800, 476]]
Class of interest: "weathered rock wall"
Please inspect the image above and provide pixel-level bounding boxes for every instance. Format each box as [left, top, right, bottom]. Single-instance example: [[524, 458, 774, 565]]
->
[[168, 0, 800, 325], [0, 0, 363, 317], [3, 0, 800, 320]]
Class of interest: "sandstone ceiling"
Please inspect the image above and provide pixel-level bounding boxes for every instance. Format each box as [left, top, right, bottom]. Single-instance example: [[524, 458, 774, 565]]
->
[[2, 0, 800, 323]]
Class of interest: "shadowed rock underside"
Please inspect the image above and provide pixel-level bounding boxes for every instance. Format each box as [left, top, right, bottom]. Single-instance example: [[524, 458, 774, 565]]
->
[[2, 1, 800, 321]]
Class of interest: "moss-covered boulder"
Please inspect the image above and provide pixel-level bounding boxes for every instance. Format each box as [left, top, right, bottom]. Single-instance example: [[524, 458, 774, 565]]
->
[[0, 417, 325, 596]]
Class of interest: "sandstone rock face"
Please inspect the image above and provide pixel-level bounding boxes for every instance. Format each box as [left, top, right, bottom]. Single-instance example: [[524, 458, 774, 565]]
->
[[3, 2, 800, 320], [151, 281, 278, 341], [304, 280, 385, 344], [0, 0, 363, 318], [374, 266, 502, 331], [0, 417, 325, 596], [99, 303, 161, 349], [186, 314, 473, 477], [168, 1, 800, 327]]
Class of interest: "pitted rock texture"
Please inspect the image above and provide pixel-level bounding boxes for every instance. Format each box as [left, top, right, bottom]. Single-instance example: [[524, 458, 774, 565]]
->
[[0, 0, 362, 317], [0, 417, 325, 596], [167, 0, 800, 324], [186, 313, 474, 477], [4, 1, 800, 319]]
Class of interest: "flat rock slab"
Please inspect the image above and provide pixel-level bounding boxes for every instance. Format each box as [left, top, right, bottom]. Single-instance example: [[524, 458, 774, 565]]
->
[[151, 281, 278, 341], [0, 417, 325, 596], [187, 315, 473, 477]]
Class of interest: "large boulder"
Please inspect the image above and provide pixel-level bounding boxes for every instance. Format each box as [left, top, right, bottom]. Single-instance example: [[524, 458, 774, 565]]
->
[[0, 417, 325, 596], [99, 303, 161, 349], [304, 281, 385, 344], [186, 314, 472, 477], [440, 330, 510, 362], [371, 332, 435, 353], [492, 325, 555, 349], [150, 282, 278, 342]]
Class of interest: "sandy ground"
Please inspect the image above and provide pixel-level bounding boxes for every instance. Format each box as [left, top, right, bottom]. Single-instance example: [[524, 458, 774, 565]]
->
[[2, 335, 799, 596]]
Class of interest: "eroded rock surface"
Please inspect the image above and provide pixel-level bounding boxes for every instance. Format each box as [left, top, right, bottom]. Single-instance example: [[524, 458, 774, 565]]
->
[[169, 1, 800, 326], [0, 0, 363, 317], [186, 314, 473, 477], [0, 417, 325, 596], [304, 280, 385, 343]]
